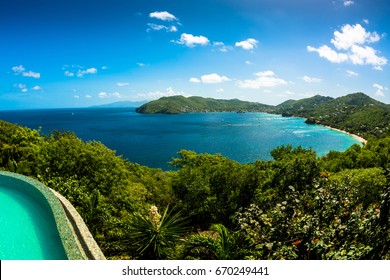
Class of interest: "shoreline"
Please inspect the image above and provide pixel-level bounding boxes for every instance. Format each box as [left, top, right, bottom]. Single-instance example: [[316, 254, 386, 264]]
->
[[323, 125, 367, 145]]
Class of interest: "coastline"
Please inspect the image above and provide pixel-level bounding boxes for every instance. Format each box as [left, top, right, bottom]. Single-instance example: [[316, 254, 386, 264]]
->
[[324, 125, 367, 145]]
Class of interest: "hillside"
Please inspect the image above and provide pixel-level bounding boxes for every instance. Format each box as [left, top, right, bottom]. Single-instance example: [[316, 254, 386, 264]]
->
[[274, 93, 390, 139], [136, 93, 390, 139], [135, 95, 273, 114]]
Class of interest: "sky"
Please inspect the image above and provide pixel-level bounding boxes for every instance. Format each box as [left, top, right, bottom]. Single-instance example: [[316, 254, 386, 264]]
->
[[1, 0, 389, 110]]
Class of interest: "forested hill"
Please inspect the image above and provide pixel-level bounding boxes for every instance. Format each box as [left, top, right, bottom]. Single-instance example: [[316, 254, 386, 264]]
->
[[274, 92, 390, 139], [136, 93, 390, 139], [135, 95, 273, 114]]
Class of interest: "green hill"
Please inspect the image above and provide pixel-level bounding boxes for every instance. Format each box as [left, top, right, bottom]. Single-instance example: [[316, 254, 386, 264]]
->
[[274, 93, 390, 139], [136, 93, 390, 139], [135, 95, 273, 114]]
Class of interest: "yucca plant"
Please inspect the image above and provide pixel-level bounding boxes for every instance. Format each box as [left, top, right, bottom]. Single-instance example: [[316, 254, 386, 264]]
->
[[125, 205, 189, 259]]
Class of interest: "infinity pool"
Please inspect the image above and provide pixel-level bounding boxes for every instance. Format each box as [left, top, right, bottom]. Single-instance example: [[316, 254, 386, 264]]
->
[[0, 173, 68, 260]]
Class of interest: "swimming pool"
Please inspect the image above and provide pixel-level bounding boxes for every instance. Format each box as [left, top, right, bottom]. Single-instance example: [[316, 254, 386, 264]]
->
[[0, 172, 85, 260]]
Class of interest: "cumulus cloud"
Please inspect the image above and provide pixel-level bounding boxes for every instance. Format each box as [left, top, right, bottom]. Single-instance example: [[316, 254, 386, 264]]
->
[[301, 75, 322, 83], [14, 83, 27, 92], [64, 71, 74, 77], [77, 68, 97, 77], [307, 24, 387, 67], [174, 33, 209, 47], [12, 65, 40, 78], [98, 91, 122, 99], [373, 83, 388, 97], [343, 0, 354, 7], [190, 74, 230, 84], [12, 65, 25, 74], [346, 70, 359, 77], [213, 42, 233, 52], [149, 11, 177, 21], [32, 86, 42, 91], [235, 38, 258, 50], [307, 45, 349, 63], [136, 87, 189, 100], [22, 71, 40, 78], [237, 71, 287, 89]]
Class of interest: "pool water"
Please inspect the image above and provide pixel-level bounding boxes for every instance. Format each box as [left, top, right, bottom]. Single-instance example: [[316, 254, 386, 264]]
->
[[0, 182, 67, 260]]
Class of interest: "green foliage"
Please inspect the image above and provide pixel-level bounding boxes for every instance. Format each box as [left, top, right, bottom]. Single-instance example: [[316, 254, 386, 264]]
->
[[120, 206, 189, 259], [136, 95, 273, 114], [0, 119, 388, 260], [182, 224, 252, 260], [171, 150, 258, 228]]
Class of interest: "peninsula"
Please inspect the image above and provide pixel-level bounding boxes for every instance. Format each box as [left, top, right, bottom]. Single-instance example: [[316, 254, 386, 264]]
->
[[136, 92, 390, 139]]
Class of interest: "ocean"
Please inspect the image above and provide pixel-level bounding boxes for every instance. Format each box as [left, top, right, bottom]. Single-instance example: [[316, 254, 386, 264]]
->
[[0, 108, 361, 169]]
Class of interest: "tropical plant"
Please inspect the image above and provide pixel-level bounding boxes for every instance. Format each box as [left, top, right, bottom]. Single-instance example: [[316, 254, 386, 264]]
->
[[182, 224, 252, 260], [122, 205, 189, 259]]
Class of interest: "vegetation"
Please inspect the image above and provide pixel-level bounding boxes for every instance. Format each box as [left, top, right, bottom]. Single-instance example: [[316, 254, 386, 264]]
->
[[0, 108, 389, 259], [135, 95, 273, 114], [137, 93, 390, 139]]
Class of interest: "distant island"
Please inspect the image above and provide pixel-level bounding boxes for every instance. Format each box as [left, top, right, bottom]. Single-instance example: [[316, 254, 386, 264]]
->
[[136, 93, 390, 139]]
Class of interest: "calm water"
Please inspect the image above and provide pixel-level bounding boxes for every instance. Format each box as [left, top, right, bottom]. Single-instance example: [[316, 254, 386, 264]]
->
[[0, 108, 361, 169], [0, 182, 67, 260]]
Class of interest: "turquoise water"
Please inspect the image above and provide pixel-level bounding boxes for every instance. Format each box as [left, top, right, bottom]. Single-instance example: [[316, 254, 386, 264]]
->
[[0, 108, 361, 169], [0, 182, 67, 260]]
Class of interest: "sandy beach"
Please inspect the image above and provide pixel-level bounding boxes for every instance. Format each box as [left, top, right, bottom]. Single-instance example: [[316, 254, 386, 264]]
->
[[324, 125, 367, 144]]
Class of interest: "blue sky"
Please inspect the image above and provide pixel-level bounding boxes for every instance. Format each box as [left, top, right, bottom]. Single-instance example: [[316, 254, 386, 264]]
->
[[1, 0, 389, 110]]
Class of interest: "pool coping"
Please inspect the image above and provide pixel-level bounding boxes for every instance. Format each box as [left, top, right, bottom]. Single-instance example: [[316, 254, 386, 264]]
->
[[0, 171, 105, 260]]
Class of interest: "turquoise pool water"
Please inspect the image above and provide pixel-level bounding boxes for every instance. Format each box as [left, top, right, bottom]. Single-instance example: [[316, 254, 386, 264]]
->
[[0, 178, 68, 260]]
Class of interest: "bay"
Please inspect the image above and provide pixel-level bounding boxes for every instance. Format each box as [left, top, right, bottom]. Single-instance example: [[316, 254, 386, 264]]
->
[[0, 108, 361, 170]]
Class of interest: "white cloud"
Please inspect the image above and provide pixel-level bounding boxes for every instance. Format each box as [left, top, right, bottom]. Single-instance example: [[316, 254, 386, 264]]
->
[[307, 45, 349, 63], [14, 83, 27, 92], [216, 88, 224, 93], [32, 86, 42, 91], [136, 87, 188, 100], [99, 92, 108, 98], [213, 42, 233, 52], [307, 24, 387, 67], [346, 70, 359, 77], [373, 83, 388, 97], [85, 95, 92, 98], [77, 67, 97, 77], [237, 71, 287, 89], [189, 77, 201, 83], [12, 65, 40, 78], [117, 82, 129, 87], [74, 95, 80, 99], [190, 74, 230, 84], [200, 73, 230, 84], [349, 45, 387, 66], [373, 66, 383, 71], [235, 38, 258, 50], [22, 71, 40, 78], [64, 71, 75, 77], [147, 23, 178, 32], [12, 65, 25, 74], [245, 61, 253, 65], [343, 0, 354, 7], [363, 19, 369, 25], [149, 11, 177, 21], [174, 33, 209, 47], [301, 75, 322, 83], [98, 91, 122, 99], [331, 24, 380, 50]]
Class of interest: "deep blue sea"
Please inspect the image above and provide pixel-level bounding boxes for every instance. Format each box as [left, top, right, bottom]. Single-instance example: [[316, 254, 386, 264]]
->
[[0, 108, 361, 169]]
